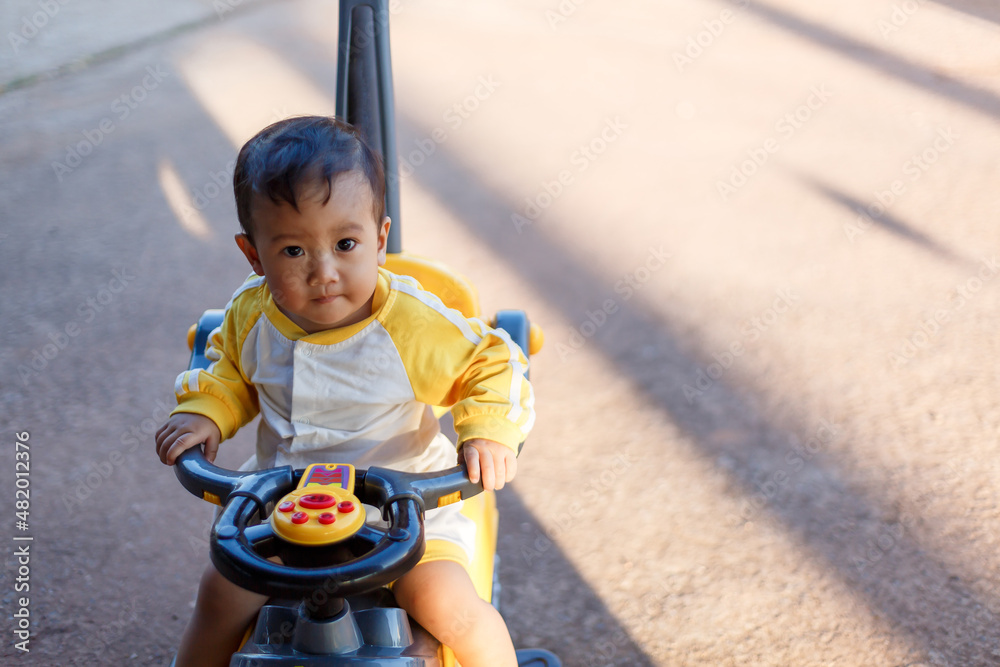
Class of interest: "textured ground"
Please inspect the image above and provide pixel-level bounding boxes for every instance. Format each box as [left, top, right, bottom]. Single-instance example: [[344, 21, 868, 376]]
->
[[2, 1, 1000, 665]]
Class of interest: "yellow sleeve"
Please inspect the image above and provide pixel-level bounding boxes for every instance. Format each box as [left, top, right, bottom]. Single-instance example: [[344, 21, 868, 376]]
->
[[387, 289, 534, 453], [170, 292, 260, 440]]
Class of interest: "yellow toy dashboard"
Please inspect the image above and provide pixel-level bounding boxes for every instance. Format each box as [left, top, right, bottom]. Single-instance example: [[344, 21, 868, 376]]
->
[[270, 464, 366, 546]]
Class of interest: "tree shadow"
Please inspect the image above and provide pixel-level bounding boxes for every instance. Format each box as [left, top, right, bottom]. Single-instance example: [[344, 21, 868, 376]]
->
[[398, 111, 1000, 663], [930, 0, 1000, 26], [497, 492, 658, 667], [436, 416, 655, 665], [797, 174, 976, 268], [741, 0, 1000, 121]]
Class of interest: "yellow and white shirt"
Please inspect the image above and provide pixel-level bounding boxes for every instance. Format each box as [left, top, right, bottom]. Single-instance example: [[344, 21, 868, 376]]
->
[[172, 268, 534, 475]]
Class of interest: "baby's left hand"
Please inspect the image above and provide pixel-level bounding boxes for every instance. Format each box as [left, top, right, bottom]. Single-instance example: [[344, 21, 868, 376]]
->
[[461, 438, 517, 491]]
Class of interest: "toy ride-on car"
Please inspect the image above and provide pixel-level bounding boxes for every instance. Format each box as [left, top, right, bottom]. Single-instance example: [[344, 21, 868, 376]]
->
[[173, 446, 560, 665]]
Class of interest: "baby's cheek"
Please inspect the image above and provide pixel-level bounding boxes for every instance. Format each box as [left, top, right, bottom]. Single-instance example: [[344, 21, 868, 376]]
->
[[269, 272, 297, 303]]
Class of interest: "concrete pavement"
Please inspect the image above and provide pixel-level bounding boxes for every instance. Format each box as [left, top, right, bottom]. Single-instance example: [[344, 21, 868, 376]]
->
[[3, 0, 1000, 665]]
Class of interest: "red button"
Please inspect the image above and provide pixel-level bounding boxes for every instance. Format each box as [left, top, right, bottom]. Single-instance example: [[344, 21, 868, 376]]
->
[[291, 512, 309, 524], [278, 501, 295, 513], [338, 501, 355, 513], [299, 493, 337, 509], [318, 513, 336, 525]]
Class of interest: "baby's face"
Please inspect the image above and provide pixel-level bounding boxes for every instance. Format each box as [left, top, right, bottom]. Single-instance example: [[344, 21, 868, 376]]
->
[[240, 171, 390, 334]]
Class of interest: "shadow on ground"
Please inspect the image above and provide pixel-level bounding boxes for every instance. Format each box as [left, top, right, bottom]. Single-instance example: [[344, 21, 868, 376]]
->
[[740, 0, 1000, 121], [931, 0, 1000, 26], [797, 174, 975, 267], [398, 107, 1000, 664]]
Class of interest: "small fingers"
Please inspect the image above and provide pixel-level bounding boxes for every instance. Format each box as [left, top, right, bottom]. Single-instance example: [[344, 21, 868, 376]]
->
[[203, 438, 219, 464], [478, 447, 497, 491], [489, 451, 506, 491], [155, 425, 177, 464], [166, 432, 199, 465], [504, 451, 517, 484], [491, 450, 517, 490], [463, 445, 481, 484], [461, 440, 517, 491]]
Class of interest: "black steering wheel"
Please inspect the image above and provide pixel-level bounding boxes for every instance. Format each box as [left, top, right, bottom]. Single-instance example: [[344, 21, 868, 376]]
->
[[174, 447, 483, 604]]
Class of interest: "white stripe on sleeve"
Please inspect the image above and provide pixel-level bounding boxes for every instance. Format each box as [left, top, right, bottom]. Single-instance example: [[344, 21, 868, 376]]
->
[[174, 371, 187, 396], [187, 369, 201, 394], [478, 320, 529, 425], [391, 278, 482, 346]]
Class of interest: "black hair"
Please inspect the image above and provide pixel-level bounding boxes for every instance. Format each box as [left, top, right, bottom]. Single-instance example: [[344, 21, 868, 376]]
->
[[233, 116, 386, 243]]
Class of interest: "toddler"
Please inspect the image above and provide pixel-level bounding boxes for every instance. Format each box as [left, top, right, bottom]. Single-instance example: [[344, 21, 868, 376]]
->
[[155, 115, 533, 667]]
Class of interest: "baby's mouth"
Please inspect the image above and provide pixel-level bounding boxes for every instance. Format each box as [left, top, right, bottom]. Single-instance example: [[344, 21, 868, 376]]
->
[[314, 294, 338, 304]]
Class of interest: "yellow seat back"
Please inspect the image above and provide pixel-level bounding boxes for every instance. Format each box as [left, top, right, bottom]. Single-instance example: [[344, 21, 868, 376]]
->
[[383, 252, 480, 318]]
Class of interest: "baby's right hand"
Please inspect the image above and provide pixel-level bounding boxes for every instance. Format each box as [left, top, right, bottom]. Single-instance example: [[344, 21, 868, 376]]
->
[[155, 413, 222, 465]]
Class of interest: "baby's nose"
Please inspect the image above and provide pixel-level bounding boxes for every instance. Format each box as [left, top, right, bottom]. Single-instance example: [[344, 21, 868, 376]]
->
[[310, 254, 339, 283]]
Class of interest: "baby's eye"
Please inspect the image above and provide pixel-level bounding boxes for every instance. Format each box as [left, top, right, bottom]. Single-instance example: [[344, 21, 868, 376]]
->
[[337, 239, 357, 252], [282, 246, 304, 258]]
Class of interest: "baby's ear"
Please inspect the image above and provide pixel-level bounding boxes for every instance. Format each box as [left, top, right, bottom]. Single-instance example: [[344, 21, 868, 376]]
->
[[376, 217, 391, 265], [235, 234, 265, 276]]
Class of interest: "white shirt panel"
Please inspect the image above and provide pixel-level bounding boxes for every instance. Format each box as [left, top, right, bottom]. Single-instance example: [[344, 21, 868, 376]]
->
[[241, 318, 453, 472]]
